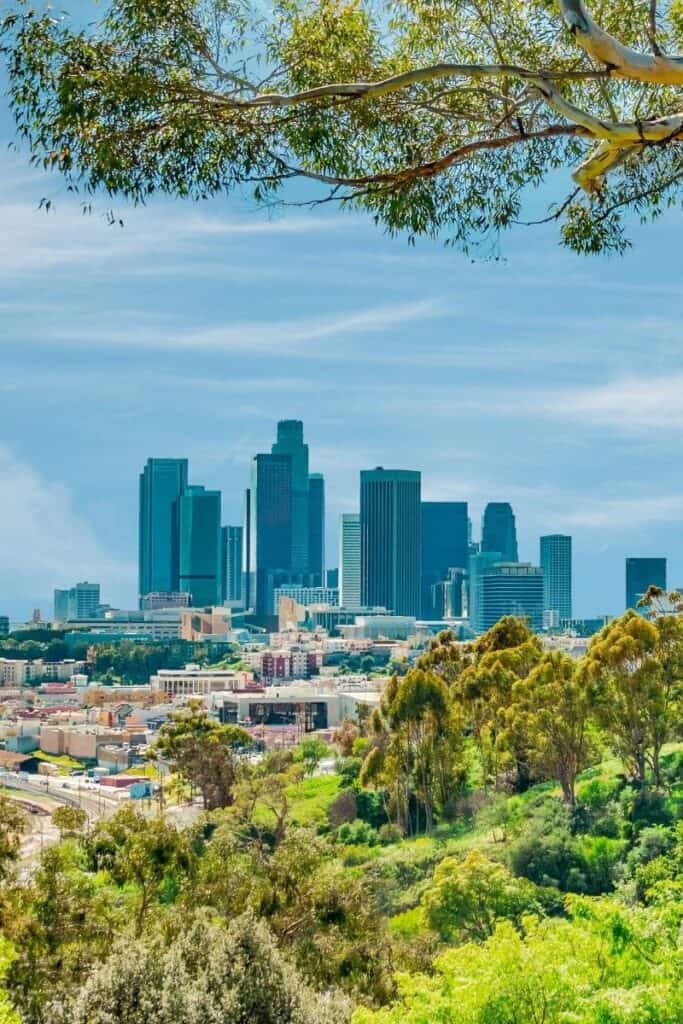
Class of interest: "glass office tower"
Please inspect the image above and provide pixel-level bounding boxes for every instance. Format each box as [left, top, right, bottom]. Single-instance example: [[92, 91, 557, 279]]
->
[[308, 473, 325, 587], [625, 557, 666, 611], [222, 525, 243, 603], [540, 534, 572, 621], [249, 453, 293, 616], [421, 501, 468, 618], [481, 502, 518, 562], [360, 468, 421, 616], [139, 458, 188, 601], [177, 486, 222, 606], [339, 512, 361, 608]]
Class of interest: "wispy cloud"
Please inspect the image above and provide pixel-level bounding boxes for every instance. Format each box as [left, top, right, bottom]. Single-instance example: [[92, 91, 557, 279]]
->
[[542, 374, 683, 433], [559, 494, 683, 530], [0, 195, 358, 277], [30, 299, 443, 355]]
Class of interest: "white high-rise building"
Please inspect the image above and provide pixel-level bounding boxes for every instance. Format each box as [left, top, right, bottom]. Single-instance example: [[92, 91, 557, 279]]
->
[[339, 513, 361, 608]]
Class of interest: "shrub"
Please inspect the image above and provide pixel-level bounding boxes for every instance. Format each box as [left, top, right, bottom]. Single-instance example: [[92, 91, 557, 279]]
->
[[575, 835, 627, 894], [627, 826, 675, 874], [51, 911, 351, 1024], [619, 786, 673, 839], [378, 823, 403, 845], [422, 851, 544, 942], [337, 757, 363, 788], [327, 790, 357, 828], [337, 820, 379, 847], [355, 789, 387, 829]]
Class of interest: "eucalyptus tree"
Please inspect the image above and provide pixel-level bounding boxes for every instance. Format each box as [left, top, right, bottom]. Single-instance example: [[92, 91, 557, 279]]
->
[[361, 668, 465, 833], [457, 618, 543, 791], [588, 610, 683, 786], [506, 650, 597, 806], [5, 0, 683, 253]]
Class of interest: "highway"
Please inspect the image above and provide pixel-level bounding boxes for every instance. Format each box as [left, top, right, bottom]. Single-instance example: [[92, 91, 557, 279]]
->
[[0, 771, 119, 821]]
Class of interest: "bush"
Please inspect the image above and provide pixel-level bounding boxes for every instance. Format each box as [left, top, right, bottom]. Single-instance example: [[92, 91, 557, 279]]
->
[[422, 851, 544, 942], [355, 789, 387, 829], [576, 777, 623, 811], [378, 823, 403, 845], [337, 757, 362, 788], [575, 835, 627, 894], [51, 911, 351, 1024], [508, 798, 624, 895], [337, 820, 379, 847], [327, 790, 357, 828], [660, 750, 683, 787], [619, 786, 673, 839], [626, 826, 675, 874]]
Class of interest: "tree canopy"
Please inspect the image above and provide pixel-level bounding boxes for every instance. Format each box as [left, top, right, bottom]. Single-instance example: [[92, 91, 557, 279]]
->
[[5, 0, 683, 253]]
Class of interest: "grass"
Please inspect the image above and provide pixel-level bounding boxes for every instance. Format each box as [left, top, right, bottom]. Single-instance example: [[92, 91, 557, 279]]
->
[[122, 764, 159, 779], [286, 774, 342, 828], [33, 751, 87, 775]]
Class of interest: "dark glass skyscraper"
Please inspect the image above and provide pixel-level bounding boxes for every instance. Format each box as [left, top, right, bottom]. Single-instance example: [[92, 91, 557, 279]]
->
[[249, 452, 292, 616], [246, 422, 324, 617], [243, 488, 252, 610], [540, 534, 572, 621], [481, 502, 518, 562], [272, 420, 309, 574], [177, 486, 222, 606], [222, 525, 243, 603], [421, 501, 468, 618], [308, 473, 325, 586], [139, 458, 188, 600], [360, 468, 421, 616], [626, 557, 666, 611]]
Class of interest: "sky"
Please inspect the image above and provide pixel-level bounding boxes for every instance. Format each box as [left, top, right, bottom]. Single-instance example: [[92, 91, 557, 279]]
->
[[3, 7, 683, 621]]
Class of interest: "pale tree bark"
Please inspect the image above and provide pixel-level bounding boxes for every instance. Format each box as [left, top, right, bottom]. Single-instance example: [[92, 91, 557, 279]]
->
[[560, 0, 683, 85]]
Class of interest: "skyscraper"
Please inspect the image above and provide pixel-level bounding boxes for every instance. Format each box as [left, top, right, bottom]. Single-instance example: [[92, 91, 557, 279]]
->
[[308, 473, 325, 586], [222, 525, 243, 604], [249, 452, 292, 616], [468, 550, 502, 632], [478, 563, 544, 633], [139, 458, 188, 600], [360, 469, 421, 616], [481, 502, 518, 562], [626, 557, 667, 611], [247, 422, 323, 617], [177, 486, 222, 606], [540, 534, 572, 621], [53, 589, 69, 622], [53, 582, 101, 621], [431, 567, 467, 618], [272, 420, 309, 573], [243, 488, 252, 610], [339, 512, 361, 608], [421, 501, 468, 618]]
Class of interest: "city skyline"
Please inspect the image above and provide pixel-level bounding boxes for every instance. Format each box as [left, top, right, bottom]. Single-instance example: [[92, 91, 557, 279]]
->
[[52, 428, 668, 634], [5, 112, 683, 619], [7, 420, 680, 622]]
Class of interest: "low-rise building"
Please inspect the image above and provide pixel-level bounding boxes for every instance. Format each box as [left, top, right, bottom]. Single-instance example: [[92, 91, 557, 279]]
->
[[212, 683, 380, 732], [150, 664, 254, 697]]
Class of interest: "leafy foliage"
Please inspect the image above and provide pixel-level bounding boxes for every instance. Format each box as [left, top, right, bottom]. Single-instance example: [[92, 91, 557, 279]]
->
[[151, 703, 251, 809], [5, 0, 683, 252]]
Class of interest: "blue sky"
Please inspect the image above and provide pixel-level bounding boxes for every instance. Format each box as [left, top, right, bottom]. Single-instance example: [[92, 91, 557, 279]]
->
[[2, 7, 683, 620]]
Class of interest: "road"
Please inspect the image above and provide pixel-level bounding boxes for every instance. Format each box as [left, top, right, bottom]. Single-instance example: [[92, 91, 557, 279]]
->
[[0, 771, 119, 822]]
